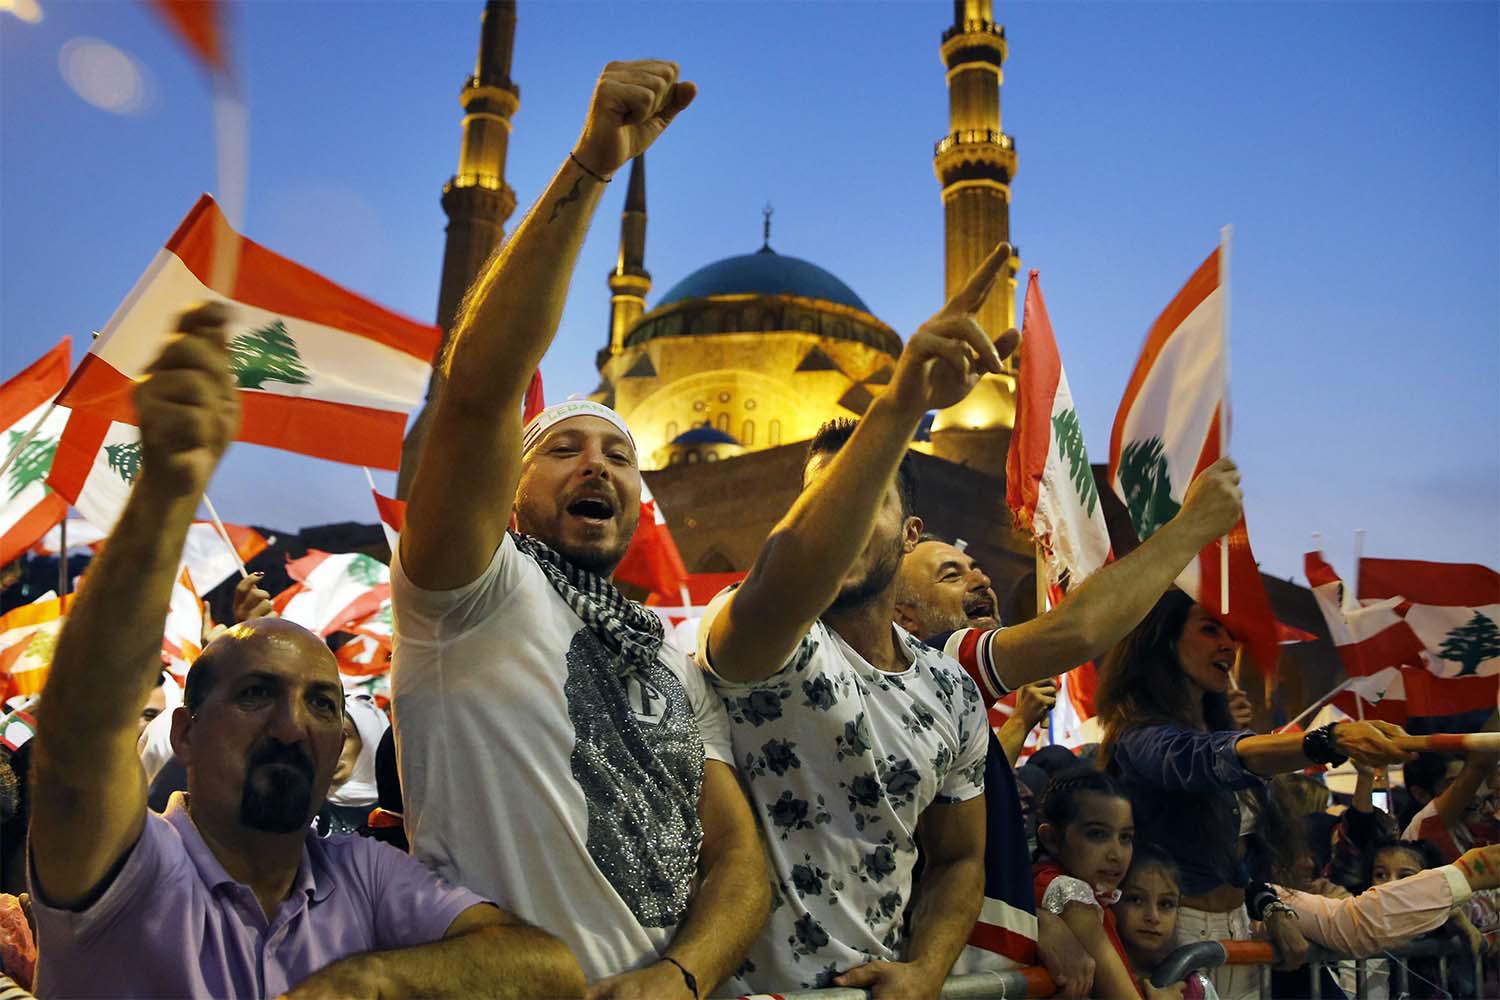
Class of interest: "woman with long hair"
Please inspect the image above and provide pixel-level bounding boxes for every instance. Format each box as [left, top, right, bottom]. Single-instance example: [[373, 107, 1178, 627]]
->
[[1097, 589, 1412, 1000]]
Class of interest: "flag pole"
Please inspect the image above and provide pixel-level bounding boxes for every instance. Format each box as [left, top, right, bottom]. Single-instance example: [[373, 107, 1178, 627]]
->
[[1351, 528, 1367, 720], [208, 78, 247, 295], [57, 515, 69, 598], [362, 466, 378, 494], [1218, 225, 1233, 616], [1035, 544, 1055, 744], [1277, 676, 1353, 733], [0, 400, 59, 484], [202, 494, 248, 579]]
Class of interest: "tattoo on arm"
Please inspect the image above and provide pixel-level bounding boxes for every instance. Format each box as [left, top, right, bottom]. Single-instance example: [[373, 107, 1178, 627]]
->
[[548, 177, 584, 224]]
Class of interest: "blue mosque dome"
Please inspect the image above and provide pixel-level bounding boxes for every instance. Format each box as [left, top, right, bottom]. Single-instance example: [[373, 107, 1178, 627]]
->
[[655, 247, 871, 313]]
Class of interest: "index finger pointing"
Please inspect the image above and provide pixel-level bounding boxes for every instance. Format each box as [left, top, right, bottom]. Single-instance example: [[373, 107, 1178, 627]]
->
[[938, 241, 1011, 318]]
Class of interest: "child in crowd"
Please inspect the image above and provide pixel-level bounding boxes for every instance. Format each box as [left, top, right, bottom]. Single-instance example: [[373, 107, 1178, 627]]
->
[[1113, 846, 1220, 1000], [1033, 769, 1181, 999]]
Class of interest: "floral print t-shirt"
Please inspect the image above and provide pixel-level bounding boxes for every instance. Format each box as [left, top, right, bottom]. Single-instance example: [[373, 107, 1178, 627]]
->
[[699, 595, 989, 992]]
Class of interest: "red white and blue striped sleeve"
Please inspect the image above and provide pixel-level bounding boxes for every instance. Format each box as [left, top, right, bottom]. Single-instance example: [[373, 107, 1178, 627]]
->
[[932, 627, 1012, 704]]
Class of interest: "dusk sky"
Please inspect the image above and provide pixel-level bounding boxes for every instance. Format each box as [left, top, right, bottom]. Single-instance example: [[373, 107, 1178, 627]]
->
[[2, 1, 1496, 586]]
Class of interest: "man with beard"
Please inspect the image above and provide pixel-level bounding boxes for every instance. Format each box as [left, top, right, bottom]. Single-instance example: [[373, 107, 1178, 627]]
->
[[887, 463, 1243, 986], [695, 245, 1014, 997], [28, 305, 585, 999], [393, 59, 767, 1000]]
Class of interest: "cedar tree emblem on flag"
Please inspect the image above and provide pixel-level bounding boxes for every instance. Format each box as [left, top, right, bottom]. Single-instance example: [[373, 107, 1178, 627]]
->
[[346, 553, 386, 588], [1049, 407, 1099, 518], [228, 319, 312, 390], [1116, 436, 1180, 540], [105, 441, 142, 484], [6, 431, 58, 501], [1438, 613, 1500, 678]]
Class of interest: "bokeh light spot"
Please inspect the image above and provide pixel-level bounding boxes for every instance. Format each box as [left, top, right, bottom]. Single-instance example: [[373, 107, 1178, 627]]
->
[[59, 37, 152, 115], [0, 0, 43, 24]]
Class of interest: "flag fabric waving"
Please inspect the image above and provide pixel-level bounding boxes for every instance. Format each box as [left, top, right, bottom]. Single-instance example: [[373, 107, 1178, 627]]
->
[[149, 0, 229, 75], [1358, 557, 1500, 681], [0, 593, 74, 702], [274, 550, 390, 637], [612, 480, 690, 601], [0, 339, 72, 567], [46, 412, 141, 535], [56, 196, 441, 470], [1305, 551, 1427, 677], [1108, 246, 1280, 677], [1006, 271, 1112, 595], [162, 567, 207, 682], [180, 521, 267, 595]]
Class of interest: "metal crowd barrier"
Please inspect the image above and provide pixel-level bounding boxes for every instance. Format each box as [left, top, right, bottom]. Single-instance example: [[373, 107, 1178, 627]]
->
[[732, 932, 1488, 999]]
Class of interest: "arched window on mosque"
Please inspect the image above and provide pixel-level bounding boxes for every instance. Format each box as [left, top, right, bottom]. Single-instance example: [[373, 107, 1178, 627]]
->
[[686, 451, 700, 464], [741, 420, 754, 446], [769, 419, 782, 446], [665, 421, 678, 442], [715, 413, 729, 433]]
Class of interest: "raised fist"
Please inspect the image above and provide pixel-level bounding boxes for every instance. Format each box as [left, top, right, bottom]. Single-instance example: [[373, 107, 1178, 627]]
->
[[573, 60, 696, 179], [1180, 456, 1244, 544], [135, 303, 241, 500], [889, 243, 1016, 414]]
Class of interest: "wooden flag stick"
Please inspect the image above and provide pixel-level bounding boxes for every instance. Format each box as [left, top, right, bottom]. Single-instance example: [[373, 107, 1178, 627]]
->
[[1218, 224, 1233, 616], [202, 494, 248, 579], [1395, 733, 1500, 754], [1276, 677, 1353, 733]]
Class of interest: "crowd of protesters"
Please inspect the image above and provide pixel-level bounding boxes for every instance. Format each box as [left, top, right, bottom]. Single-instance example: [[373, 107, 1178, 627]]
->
[[0, 59, 1497, 1000]]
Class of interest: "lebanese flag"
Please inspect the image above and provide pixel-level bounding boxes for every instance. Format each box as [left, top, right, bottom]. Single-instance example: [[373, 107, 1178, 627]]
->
[[1330, 666, 1410, 726], [370, 487, 406, 553], [35, 519, 108, 556], [1007, 272, 1113, 596], [1358, 557, 1500, 681], [149, 0, 229, 75], [180, 521, 267, 595], [1108, 246, 1280, 677], [0, 339, 72, 567], [56, 196, 440, 470], [613, 480, 690, 601], [1304, 551, 1427, 677], [274, 550, 390, 636], [45, 413, 141, 534], [162, 567, 206, 681], [0, 593, 74, 701]]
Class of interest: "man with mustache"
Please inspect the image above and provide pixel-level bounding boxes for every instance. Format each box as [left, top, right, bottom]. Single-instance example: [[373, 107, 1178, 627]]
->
[[393, 59, 767, 1000], [887, 462, 1244, 989], [695, 244, 1014, 998], [28, 305, 585, 999]]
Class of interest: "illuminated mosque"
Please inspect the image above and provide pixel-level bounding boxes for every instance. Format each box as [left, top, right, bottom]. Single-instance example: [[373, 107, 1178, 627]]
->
[[398, 0, 1338, 712]]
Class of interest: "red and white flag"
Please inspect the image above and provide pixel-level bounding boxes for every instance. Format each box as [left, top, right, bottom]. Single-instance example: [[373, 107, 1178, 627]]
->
[[1358, 557, 1500, 681], [180, 521, 267, 595], [613, 480, 690, 601], [46, 413, 141, 534], [0, 339, 72, 566], [1108, 245, 1280, 676], [149, 0, 229, 76], [56, 196, 441, 470], [274, 550, 390, 637], [162, 567, 207, 681], [35, 519, 108, 556], [1006, 271, 1113, 596], [369, 487, 406, 554], [0, 593, 74, 702], [1304, 551, 1427, 677]]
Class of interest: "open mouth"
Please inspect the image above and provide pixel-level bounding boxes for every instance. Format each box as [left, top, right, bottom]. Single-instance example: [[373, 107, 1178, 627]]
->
[[1212, 657, 1233, 675], [566, 496, 616, 523], [963, 595, 997, 621]]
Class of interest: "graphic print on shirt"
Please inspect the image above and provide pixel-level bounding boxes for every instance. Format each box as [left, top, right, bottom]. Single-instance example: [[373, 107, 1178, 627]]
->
[[564, 627, 705, 928], [714, 624, 989, 990]]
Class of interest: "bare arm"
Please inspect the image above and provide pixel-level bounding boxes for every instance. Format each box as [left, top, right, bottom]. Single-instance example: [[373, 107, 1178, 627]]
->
[[402, 61, 695, 591], [1235, 721, 1411, 777], [1056, 903, 1142, 1000], [1431, 752, 1499, 831], [583, 761, 769, 1000], [997, 680, 1056, 766], [990, 458, 1242, 690], [832, 796, 987, 1000], [282, 903, 586, 1000], [707, 244, 1014, 682], [31, 305, 240, 907]]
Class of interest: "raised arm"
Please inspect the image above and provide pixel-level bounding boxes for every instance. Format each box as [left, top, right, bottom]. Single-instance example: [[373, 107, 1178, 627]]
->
[[706, 244, 1015, 682], [1429, 750, 1499, 832], [402, 61, 695, 591], [31, 304, 240, 907], [990, 458, 1242, 690]]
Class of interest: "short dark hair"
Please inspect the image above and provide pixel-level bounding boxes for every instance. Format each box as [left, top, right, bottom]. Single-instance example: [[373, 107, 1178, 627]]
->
[[1125, 842, 1182, 889], [806, 418, 918, 519], [184, 653, 219, 714], [1368, 839, 1443, 884], [1404, 752, 1457, 794]]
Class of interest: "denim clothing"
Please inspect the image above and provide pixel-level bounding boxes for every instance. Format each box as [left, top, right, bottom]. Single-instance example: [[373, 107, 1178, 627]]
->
[[1108, 724, 1261, 895]]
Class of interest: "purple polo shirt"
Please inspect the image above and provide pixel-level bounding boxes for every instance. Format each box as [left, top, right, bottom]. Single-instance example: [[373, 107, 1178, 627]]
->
[[31, 793, 486, 998]]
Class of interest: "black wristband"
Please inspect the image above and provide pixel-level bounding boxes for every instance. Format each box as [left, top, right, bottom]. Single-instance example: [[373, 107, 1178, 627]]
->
[[1245, 881, 1279, 921], [569, 150, 611, 183], [1303, 723, 1349, 766], [662, 956, 698, 1000]]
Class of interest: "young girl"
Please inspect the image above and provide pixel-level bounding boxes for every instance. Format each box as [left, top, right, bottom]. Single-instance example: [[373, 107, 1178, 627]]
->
[[1113, 846, 1220, 1000], [1034, 769, 1180, 999]]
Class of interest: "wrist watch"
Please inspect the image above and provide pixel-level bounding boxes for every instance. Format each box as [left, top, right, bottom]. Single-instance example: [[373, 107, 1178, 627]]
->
[[1303, 723, 1349, 766]]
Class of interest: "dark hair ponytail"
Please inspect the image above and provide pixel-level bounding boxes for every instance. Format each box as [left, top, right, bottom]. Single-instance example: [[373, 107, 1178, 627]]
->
[[1036, 768, 1128, 861]]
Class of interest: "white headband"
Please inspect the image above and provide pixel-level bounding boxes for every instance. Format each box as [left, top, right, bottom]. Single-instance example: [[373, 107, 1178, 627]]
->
[[522, 400, 637, 456]]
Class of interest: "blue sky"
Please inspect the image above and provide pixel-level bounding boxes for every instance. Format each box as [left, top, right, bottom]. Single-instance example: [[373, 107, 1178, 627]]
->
[[2, 1, 1496, 584]]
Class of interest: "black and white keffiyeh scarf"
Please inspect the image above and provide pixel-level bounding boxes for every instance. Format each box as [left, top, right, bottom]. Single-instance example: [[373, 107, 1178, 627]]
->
[[511, 531, 664, 679]]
